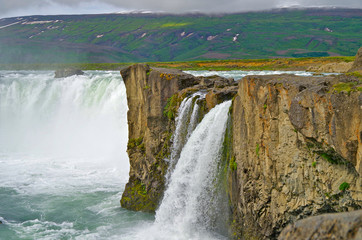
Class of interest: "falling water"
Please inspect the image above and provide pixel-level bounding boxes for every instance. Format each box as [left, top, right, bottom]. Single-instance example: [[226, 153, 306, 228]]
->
[[167, 93, 204, 177], [0, 69, 248, 239], [0, 71, 152, 240], [131, 100, 231, 240]]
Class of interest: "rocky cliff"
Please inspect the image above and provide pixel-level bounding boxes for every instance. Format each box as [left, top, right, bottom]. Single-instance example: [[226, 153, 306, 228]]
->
[[230, 74, 361, 239], [120, 63, 361, 238], [120, 64, 237, 212]]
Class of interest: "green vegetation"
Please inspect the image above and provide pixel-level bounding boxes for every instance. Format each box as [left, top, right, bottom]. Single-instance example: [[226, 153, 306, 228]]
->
[[120, 179, 157, 212], [156, 131, 173, 161], [256, 143, 260, 157], [339, 182, 350, 192], [312, 161, 317, 168], [163, 94, 183, 120], [346, 71, 362, 79], [333, 81, 362, 93], [0, 55, 357, 71], [128, 137, 144, 149], [315, 148, 346, 165], [230, 156, 237, 171], [161, 22, 191, 28], [0, 9, 360, 64]]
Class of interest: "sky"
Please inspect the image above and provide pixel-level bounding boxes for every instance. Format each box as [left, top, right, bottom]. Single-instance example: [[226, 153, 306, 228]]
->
[[0, 0, 361, 18]]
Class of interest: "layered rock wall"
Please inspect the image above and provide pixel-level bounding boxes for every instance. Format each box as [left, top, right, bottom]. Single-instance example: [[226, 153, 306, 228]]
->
[[120, 64, 199, 211], [120, 64, 237, 212], [230, 74, 361, 239]]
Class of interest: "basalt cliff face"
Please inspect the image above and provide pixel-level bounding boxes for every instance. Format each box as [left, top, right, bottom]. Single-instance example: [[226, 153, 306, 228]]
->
[[230, 74, 361, 239], [120, 64, 237, 212], [120, 64, 361, 238]]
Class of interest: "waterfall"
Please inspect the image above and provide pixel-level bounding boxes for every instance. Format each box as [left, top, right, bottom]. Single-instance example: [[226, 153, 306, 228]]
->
[[0, 71, 128, 162], [0, 71, 130, 195], [134, 100, 231, 240], [166, 93, 204, 179]]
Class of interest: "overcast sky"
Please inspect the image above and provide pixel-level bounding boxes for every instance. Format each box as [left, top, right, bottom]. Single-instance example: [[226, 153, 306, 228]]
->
[[0, 0, 361, 18]]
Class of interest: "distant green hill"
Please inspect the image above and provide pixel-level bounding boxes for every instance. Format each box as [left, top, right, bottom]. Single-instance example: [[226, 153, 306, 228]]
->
[[0, 8, 361, 63]]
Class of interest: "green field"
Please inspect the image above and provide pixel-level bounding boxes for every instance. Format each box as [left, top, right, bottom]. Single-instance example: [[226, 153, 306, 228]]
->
[[0, 8, 361, 64]]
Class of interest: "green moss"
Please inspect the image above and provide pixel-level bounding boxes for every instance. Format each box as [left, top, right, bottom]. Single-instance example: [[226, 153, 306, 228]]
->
[[156, 131, 173, 161], [230, 156, 237, 171], [312, 161, 317, 168], [256, 143, 260, 157], [339, 182, 350, 192], [346, 71, 362, 79], [315, 148, 346, 165], [163, 94, 183, 120], [128, 136, 144, 149], [333, 81, 362, 93], [120, 178, 157, 212]]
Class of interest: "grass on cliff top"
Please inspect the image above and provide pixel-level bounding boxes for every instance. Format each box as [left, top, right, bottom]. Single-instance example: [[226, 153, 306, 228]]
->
[[0, 56, 355, 71]]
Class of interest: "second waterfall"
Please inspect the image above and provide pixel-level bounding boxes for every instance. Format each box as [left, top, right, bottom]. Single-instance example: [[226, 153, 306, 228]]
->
[[132, 98, 232, 240]]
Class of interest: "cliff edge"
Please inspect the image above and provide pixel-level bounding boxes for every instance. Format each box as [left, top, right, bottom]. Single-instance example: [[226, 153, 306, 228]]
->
[[230, 74, 361, 239]]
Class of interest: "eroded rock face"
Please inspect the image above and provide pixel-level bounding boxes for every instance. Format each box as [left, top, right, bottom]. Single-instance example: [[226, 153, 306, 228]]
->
[[120, 64, 197, 212], [231, 74, 361, 239], [278, 210, 362, 240], [120, 64, 237, 212], [349, 47, 362, 73]]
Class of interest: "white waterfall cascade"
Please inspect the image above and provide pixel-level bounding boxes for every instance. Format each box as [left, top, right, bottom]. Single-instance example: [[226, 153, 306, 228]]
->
[[166, 93, 205, 180], [133, 100, 231, 240], [0, 71, 129, 194]]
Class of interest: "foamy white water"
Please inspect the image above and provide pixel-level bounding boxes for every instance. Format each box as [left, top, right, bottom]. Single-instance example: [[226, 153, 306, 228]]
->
[[185, 69, 336, 80], [167, 93, 205, 176], [0, 71, 156, 240]]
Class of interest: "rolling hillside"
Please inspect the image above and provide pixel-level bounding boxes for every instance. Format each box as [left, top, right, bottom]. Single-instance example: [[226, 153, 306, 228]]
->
[[0, 8, 361, 63]]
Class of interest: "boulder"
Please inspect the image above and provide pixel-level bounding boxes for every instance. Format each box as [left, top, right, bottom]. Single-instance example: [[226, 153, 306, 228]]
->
[[349, 47, 362, 73], [278, 210, 362, 240], [54, 68, 84, 78]]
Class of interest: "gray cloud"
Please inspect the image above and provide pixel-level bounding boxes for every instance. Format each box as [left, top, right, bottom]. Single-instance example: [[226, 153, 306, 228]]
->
[[0, 0, 361, 18]]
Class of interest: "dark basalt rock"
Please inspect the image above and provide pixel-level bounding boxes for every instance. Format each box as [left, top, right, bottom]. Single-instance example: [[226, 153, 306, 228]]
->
[[54, 68, 84, 78]]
